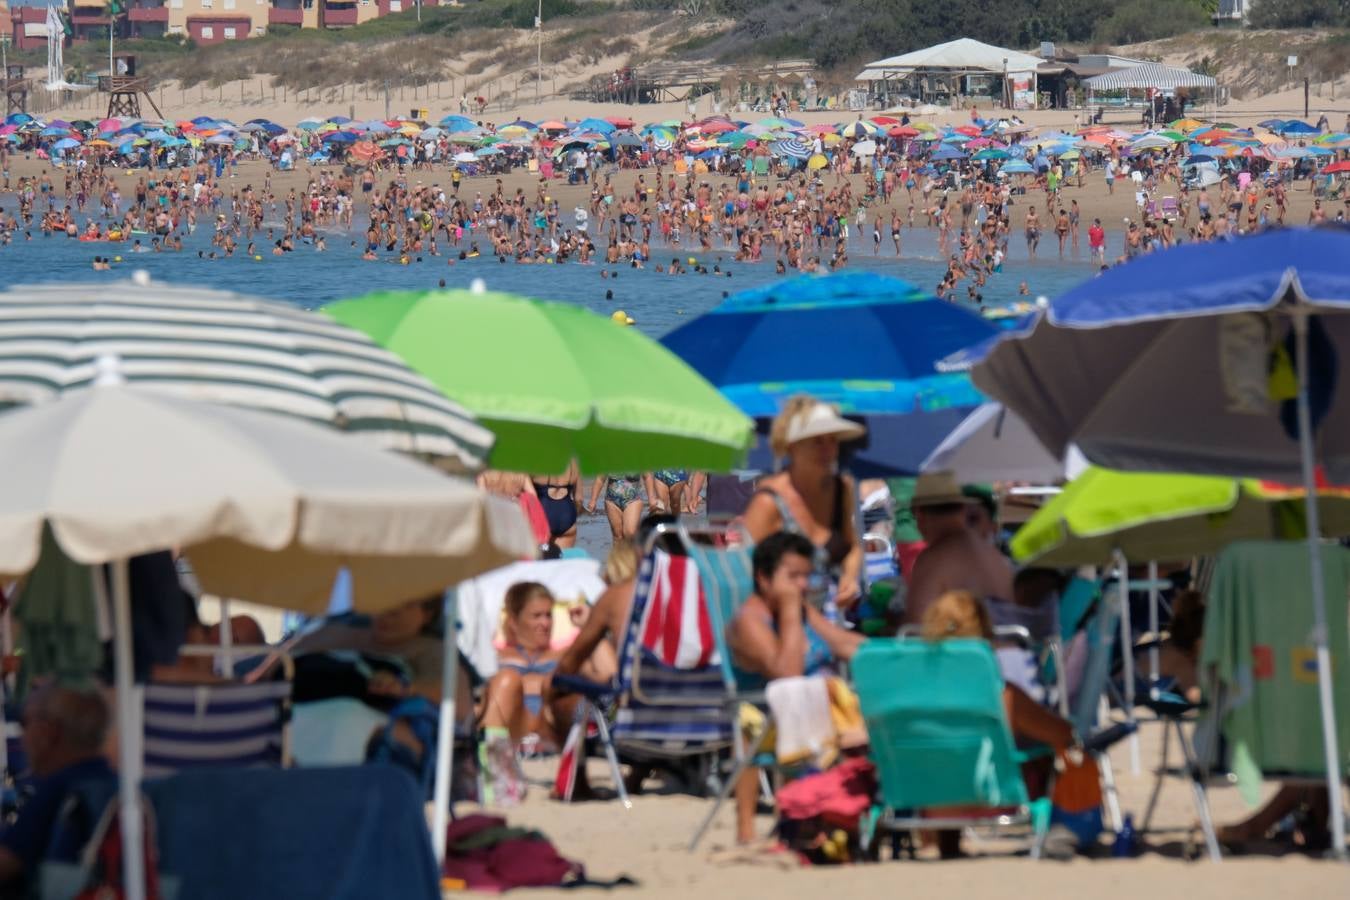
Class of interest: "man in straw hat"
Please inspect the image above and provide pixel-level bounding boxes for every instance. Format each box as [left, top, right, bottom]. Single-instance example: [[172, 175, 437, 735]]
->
[[904, 471, 1013, 626]]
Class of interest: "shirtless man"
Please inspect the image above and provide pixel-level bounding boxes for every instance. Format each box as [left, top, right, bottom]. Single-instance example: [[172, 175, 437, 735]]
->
[[904, 472, 1014, 626]]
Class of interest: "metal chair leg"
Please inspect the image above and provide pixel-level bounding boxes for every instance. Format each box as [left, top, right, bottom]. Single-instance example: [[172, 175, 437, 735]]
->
[[590, 705, 632, 810], [1099, 750, 1123, 833], [1176, 719, 1221, 862], [1141, 715, 1172, 833]]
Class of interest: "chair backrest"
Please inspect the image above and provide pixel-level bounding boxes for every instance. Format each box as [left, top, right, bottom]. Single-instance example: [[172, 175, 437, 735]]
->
[[145, 765, 440, 900], [854, 638, 1029, 811], [1068, 588, 1121, 735], [610, 537, 753, 753], [143, 680, 292, 779]]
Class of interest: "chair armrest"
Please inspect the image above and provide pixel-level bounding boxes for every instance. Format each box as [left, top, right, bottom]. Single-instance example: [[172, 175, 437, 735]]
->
[[550, 673, 614, 701], [1081, 720, 1138, 754]]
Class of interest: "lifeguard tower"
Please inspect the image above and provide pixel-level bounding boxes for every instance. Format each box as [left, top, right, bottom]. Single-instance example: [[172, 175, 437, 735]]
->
[[3, 64, 28, 117], [99, 53, 162, 119]]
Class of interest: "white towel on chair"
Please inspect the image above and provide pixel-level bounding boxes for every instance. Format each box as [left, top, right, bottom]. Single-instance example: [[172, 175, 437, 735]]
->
[[766, 676, 833, 765]]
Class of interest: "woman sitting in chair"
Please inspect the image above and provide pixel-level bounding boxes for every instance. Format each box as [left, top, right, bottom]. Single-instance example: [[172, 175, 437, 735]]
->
[[481, 582, 568, 747], [923, 590, 1075, 858]]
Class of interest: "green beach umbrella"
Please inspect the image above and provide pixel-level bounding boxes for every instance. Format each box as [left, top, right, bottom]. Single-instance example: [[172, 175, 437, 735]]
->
[[1012, 467, 1350, 567], [324, 283, 755, 473]]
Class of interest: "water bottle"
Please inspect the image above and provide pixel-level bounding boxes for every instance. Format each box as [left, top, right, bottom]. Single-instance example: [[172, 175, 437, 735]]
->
[[1112, 814, 1137, 858]]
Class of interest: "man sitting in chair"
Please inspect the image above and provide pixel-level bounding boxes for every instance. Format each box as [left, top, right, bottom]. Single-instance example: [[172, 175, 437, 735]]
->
[[0, 685, 113, 896]]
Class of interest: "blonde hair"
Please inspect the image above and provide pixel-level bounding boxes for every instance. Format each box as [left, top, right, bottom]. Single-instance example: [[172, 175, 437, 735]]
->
[[921, 590, 994, 642], [601, 540, 639, 586], [504, 581, 554, 620], [769, 394, 829, 457]]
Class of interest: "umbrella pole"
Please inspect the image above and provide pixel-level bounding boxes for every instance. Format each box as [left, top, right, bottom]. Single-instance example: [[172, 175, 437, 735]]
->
[[431, 587, 460, 865], [1115, 551, 1141, 775], [1148, 561, 1160, 688], [111, 559, 148, 900], [1292, 311, 1348, 859]]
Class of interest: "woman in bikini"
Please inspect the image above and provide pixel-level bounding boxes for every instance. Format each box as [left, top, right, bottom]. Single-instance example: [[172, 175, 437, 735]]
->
[[481, 582, 567, 745], [742, 396, 866, 612]]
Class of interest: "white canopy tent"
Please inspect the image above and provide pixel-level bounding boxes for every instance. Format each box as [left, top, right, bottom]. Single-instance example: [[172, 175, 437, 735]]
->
[[1083, 62, 1217, 91], [1084, 63, 1218, 124], [857, 38, 1048, 109]]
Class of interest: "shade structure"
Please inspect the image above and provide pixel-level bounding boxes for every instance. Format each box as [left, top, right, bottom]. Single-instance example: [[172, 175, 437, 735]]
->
[[0, 382, 534, 611], [921, 402, 1086, 484], [662, 271, 990, 418], [0, 380, 534, 900], [970, 228, 1350, 482], [1011, 467, 1350, 566], [970, 226, 1350, 857], [1084, 63, 1216, 91], [859, 37, 1045, 80], [0, 277, 492, 470], [325, 283, 754, 474]]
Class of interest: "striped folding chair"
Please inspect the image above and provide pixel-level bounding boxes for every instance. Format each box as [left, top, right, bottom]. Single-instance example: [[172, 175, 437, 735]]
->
[[142, 650, 294, 779], [553, 527, 753, 811]]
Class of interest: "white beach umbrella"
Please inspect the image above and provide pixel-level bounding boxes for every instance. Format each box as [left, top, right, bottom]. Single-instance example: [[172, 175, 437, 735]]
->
[[920, 402, 1087, 483], [0, 374, 535, 900], [851, 139, 878, 156]]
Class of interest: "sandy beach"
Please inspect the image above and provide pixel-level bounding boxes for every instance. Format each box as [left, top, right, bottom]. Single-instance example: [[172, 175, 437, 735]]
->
[[478, 724, 1349, 899], [3, 95, 1345, 277]]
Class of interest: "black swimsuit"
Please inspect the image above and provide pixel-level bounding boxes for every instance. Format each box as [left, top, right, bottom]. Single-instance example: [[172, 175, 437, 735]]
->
[[534, 481, 578, 539]]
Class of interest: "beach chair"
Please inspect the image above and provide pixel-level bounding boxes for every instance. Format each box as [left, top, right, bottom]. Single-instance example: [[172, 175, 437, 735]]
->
[[854, 638, 1053, 857], [142, 647, 294, 778], [1160, 196, 1180, 221], [1143, 541, 1350, 861], [554, 527, 753, 818]]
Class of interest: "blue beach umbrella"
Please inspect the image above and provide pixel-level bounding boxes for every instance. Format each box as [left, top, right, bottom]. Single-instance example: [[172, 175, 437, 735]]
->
[[1000, 159, 1034, 174], [53, 137, 80, 150], [969, 227, 1350, 851], [576, 117, 616, 133], [1279, 120, 1319, 136], [440, 114, 476, 130], [931, 144, 967, 161], [661, 272, 994, 475], [772, 139, 811, 159]]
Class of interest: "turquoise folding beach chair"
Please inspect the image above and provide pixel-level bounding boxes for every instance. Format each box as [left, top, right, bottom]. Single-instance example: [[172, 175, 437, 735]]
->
[[853, 638, 1052, 857]]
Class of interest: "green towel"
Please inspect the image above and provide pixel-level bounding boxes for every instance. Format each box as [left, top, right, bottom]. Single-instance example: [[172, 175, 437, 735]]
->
[[15, 525, 104, 693], [886, 477, 922, 544], [1201, 540, 1350, 805]]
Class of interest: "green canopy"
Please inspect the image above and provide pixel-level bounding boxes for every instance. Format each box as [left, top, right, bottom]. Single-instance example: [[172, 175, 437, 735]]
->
[[1012, 467, 1350, 566], [324, 286, 754, 474]]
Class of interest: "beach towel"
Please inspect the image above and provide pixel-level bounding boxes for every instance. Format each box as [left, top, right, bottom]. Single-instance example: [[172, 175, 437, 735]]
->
[[638, 550, 717, 670], [766, 676, 832, 766], [1201, 541, 1350, 804]]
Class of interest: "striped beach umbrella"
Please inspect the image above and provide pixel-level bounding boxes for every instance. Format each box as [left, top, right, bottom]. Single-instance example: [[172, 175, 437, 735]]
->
[[773, 139, 811, 159], [0, 276, 493, 470]]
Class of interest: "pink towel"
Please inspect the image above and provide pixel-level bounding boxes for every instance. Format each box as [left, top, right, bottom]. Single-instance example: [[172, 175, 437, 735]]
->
[[639, 550, 717, 669]]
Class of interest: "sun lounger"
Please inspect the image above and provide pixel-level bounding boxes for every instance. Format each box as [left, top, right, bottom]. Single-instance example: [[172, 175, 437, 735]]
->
[[1159, 196, 1180, 221]]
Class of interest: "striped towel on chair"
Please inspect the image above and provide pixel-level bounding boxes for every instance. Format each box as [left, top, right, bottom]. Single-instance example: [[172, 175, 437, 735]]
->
[[638, 550, 719, 670], [143, 681, 292, 779]]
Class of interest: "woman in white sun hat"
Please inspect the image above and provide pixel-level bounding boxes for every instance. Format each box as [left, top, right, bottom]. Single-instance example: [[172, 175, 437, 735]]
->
[[742, 395, 866, 613]]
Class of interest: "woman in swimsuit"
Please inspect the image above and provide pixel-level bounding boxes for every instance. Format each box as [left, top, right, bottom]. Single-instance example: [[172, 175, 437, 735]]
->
[[742, 396, 866, 611], [587, 474, 645, 542], [532, 462, 580, 548], [481, 582, 568, 745], [644, 469, 689, 517]]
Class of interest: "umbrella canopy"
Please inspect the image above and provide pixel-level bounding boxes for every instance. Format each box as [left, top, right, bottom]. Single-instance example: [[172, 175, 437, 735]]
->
[[970, 227, 1350, 482], [0, 278, 492, 469], [0, 381, 533, 610], [325, 283, 754, 473], [1010, 467, 1350, 566], [921, 402, 1086, 484], [661, 271, 990, 418]]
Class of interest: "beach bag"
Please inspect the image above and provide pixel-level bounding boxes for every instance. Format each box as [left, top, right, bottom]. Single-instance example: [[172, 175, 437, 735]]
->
[[774, 757, 877, 865], [442, 815, 595, 890], [1050, 747, 1103, 845], [41, 793, 180, 900]]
